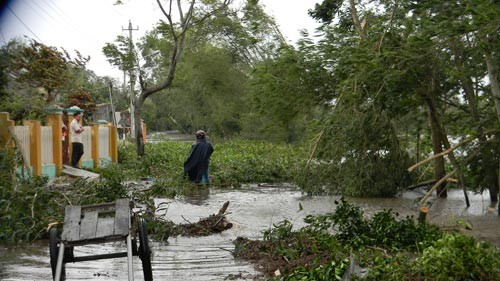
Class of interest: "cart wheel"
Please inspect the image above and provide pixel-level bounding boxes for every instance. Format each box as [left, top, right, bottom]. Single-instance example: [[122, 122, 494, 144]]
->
[[138, 218, 153, 281], [49, 228, 66, 280]]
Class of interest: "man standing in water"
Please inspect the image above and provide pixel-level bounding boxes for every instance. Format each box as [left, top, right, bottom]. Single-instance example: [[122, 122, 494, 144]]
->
[[184, 130, 214, 184], [70, 111, 85, 168]]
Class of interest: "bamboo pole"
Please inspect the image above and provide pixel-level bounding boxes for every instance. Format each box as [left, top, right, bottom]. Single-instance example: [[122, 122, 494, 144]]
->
[[408, 137, 473, 172], [407, 177, 458, 190], [306, 130, 323, 167], [419, 169, 457, 205]]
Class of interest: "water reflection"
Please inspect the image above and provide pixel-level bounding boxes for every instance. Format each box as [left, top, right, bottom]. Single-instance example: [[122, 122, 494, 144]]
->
[[1, 185, 498, 280]]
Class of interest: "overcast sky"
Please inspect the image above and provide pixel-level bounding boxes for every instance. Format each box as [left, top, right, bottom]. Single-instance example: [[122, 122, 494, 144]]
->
[[0, 0, 320, 80]]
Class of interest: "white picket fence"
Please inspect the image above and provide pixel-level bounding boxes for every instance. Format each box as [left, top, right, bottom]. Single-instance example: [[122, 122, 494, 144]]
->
[[41, 126, 53, 164], [13, 126, 30, 165], [10, 124, 115, 177], [81, 126, 93, 161], [99, 126, 110, 159]]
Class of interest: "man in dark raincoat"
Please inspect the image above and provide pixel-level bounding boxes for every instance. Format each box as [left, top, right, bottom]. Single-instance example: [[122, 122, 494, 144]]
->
[[184, 130, 214, 184]]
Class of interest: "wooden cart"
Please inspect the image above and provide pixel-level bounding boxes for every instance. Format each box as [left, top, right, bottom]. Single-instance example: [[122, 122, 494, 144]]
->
[[48, 199, 153, 281]]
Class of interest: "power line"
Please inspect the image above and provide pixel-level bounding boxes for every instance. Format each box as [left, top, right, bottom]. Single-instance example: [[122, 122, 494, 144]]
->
[[5, 3, 43, 42], [38, 0, 97, 43], [42, 0, 68, 20], [27, 0, 60, 26]]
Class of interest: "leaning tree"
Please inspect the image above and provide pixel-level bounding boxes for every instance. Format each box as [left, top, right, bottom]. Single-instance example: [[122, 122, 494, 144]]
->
[[104, 0, 232, 156]]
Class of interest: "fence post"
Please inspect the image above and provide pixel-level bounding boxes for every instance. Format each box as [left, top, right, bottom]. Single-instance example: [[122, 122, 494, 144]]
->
[[46, 111, 63, 176], [23, 120, 42, 176], [0, 112, 15, 148], [109, 124, 118, 163], [92, 124, 100, 168], [67, 113, 74, 165]]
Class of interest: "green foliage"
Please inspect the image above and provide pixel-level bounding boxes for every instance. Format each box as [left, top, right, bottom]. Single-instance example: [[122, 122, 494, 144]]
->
[[293, 161, 338, 196], [111, 140, 305, 196], [413, 233, 500, 281], [147, 217, 176, 241], [0, 148, 64, 244], [300, 109, 413, 197], [259, 217, 349, 279], [242, 47, 325, 143], [365, 252, 414, 281], [263, 219, 294, 242], [3, 39, 88, 104], [210, 139, 306, 186], [308, 0, 343, 24], [0, 38, 109, 123], [241, 198, 444, 280], [465, 135, 500, 194], [0, 87, 47, 122], [330, 198, 441, 249], [91, 164, 129, 203], [239, 198, 499, 280], [148, 178, 182, 198], [102, 35, 137, 72], [118, 136, 411, 199], [154, 46, 249, 136], [279, 259, 350, 281], [0, 175, 64, 244]]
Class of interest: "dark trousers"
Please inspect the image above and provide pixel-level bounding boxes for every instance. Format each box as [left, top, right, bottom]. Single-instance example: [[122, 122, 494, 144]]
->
[[71, 142, 84, 168]]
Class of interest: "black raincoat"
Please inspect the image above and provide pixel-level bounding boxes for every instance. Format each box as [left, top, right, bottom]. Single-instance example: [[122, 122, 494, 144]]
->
[[183, 139, 214, 183]]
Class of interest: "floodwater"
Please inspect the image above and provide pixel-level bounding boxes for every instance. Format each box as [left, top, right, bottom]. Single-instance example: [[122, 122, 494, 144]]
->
[[0, 185, 498, 281]]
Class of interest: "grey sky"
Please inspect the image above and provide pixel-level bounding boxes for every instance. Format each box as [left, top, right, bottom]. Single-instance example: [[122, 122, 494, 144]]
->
[[0, 0, 319, 79]]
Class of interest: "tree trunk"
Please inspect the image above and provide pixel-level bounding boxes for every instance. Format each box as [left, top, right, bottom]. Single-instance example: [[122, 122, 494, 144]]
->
[[348, 0, 366, 40], [437, 126, 470, 207], [451, 43, 499, 203], [134, 97, 145, 157], [418, 205, 429, 224], [485, 53, 500, 203], [485, 53, 500, 120], [423, 94, 447, 198]]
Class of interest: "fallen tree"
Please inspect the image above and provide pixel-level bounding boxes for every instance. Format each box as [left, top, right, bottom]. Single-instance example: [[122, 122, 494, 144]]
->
[[149, 201, 232, 239]]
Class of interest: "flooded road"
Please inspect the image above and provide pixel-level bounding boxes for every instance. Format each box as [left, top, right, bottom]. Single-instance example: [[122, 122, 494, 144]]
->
[[1, 185, 498, 280]]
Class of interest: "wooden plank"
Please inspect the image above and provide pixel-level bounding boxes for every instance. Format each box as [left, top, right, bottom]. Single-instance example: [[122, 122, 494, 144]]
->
[[95, 216, 115, 238], [62, 205, 81, 242], [114, 199, 130, 236], [62, 164, 100, 179], [81, 201, 115, 211], [79, 211, 98, 240]]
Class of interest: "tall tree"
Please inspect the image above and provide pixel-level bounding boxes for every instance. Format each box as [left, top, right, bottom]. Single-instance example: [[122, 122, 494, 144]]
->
[[1, 38, 92, 120], [9, 39, 89, 103], [301, 0, 499, 202], [105, 0, 232, 156]]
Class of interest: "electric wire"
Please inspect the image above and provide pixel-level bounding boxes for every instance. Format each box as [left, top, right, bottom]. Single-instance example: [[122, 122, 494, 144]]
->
[[38, 0, 97, 43], [42, 0, 68, 20], [27, 0, 60, 26], [5, 3, 43, 42]]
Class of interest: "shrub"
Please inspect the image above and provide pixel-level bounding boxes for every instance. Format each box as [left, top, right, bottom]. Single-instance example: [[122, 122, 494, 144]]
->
[[331, 198, 441, 249], [0, 175, 63, 244], [413, 233, 500, 280]]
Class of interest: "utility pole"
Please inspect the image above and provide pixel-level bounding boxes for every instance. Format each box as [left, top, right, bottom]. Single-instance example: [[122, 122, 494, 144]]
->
[[108, 81, 117, 126], [122, 20, 138, 139]]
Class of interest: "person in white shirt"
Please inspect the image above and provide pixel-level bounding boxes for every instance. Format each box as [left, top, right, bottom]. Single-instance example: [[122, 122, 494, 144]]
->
[[70, 112, 85, 168]]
